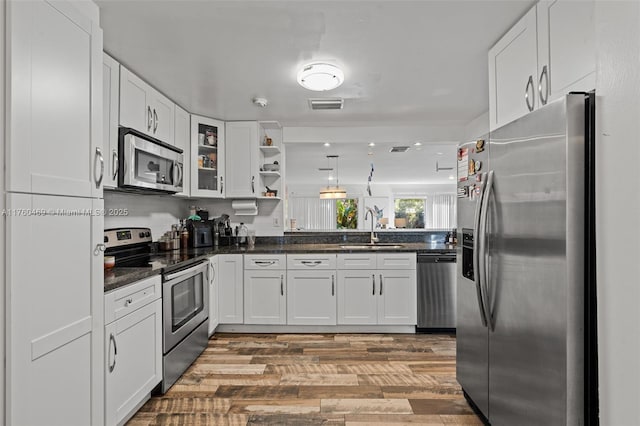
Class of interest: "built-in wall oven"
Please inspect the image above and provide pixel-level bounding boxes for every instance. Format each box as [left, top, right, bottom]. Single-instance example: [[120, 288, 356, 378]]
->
[[119, 127, 183, 193], [162, 261, 209, 393]]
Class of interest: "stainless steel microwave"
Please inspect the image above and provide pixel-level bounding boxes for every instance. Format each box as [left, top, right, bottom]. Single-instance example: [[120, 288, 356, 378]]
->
[[118, 128, 183, 193]]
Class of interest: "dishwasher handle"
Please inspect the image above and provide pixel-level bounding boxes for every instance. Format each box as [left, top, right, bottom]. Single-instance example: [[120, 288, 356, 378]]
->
[[417, 254, 456, 263]]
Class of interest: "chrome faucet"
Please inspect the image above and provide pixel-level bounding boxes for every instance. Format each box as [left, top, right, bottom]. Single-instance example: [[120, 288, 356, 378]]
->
[[365, 207, 379, 244]]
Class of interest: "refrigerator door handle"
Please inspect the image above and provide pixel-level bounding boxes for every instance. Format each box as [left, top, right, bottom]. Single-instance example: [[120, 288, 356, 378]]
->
[[473, 176, 489, 327], [479, 170, 495, 329]]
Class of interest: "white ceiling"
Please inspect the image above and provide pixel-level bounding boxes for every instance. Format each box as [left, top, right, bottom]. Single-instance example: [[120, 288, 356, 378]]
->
[[97, 0, 534, 127], [285, 141, 458, 186]]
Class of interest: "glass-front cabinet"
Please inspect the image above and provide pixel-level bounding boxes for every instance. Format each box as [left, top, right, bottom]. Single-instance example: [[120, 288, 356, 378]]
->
[[190, 115, 225, 198]]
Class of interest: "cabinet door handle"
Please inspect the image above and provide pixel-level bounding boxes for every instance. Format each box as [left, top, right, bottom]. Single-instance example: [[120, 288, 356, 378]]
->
[[331, 275, 335, 296], [372, 274, 376, 295], [379, 274, 383, 295], [301, 260, 322, 267], [108, 333, 117, 373], [220, 177, 224, 194], [124, 297, 133, 306], [525, 75, 535, 112], [112, 149, 118, 181], [280, 275, 284, 296], [251, 176, 255, 193], [254, 260, 276, 266], [94, 147, 104, 189], [147, 106, 153, 131], [153, 109, 158, 133], [538, 65, 549, 106], [209, 262, 215, 284]]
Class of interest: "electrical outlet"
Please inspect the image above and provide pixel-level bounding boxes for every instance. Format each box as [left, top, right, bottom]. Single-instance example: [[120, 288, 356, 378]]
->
[[273, 217, 280, 227]]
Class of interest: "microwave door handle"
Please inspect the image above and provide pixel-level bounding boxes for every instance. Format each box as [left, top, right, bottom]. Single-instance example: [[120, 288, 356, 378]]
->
[[177, 163, 183, 187]]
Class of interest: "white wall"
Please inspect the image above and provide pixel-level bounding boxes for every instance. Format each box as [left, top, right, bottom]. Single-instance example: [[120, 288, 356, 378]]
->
[[191, 199, 284, 237], [103, 192, 284, 238], [462, 111, 489, 141], [595, 2, 640, 425], [283, 124, 463, 145], [104, 192, 188, 239]]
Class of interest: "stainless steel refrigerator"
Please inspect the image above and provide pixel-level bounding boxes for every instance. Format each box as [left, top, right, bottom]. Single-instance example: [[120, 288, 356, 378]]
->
[[456, 94, 598, 425]]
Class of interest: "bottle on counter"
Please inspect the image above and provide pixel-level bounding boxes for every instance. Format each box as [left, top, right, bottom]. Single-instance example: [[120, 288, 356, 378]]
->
[[238, 223, 248, 244]]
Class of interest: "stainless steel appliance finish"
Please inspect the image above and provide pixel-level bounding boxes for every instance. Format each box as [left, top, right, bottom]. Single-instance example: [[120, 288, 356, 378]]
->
[[162, 261, 209, 392], [162, 261, 209, 352], [456, 94, 593, 425], [417, 253, 456, 329], [162, 320, 208, 393], [119, 127, 184, 193]]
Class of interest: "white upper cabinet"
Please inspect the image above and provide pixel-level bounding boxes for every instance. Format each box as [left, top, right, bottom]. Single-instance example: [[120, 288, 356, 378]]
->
[[536, 0, 595, 105], [7, 0, 103, 198], [488, 7, 538, 131], [190, 115, 226, 198], [225, 121, 260, 198], [489, 1, 595, 131], [103, 53, 120, 189], [174, 105, 190, 197], [119, 66, 175, 145]]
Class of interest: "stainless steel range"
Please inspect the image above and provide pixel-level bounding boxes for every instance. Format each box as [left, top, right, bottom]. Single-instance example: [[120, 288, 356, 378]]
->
[[104, 228, 209, 393]]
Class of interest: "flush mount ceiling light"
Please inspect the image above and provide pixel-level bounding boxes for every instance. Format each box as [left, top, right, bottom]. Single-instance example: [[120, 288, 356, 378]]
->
[[319, 155, 347, 199], [298, 62, 344, 91]]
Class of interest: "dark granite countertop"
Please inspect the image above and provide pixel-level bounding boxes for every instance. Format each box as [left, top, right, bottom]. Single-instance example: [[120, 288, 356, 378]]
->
[[104, 242, 456, 292]]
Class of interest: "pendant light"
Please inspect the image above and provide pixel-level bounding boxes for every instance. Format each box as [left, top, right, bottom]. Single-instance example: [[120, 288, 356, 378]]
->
[[319, 155, 347, 199]]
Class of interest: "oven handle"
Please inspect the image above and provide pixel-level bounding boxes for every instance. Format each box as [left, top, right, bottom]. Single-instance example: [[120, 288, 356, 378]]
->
[[163, 261, 209, 283]]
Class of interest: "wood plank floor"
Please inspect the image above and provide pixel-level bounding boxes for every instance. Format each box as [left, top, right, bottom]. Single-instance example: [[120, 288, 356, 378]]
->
[[128, 333, 482, 425]]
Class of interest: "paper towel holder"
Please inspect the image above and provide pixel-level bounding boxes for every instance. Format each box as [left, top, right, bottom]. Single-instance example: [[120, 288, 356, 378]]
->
[[231, 199, 258, 216]]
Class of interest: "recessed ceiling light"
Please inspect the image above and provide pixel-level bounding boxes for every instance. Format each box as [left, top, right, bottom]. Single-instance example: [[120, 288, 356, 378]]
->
[[324, 142, 331, 147], [437, 152, 443, 155], [368, 142, 375, 147], [448, 175, 455, 180], [297, 62, 344, 91], [414, 142, 422, 146], [328, 176, 334, 181]]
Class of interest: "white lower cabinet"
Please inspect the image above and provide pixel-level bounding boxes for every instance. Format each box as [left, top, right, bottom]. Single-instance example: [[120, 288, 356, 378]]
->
[[218, 254, 244, 324], [244, 255, 286, 324], [104, 276, 162, 426], [337, 253, 417, 326], [208, 256, 219, 335], [244, 270, 287, 324], [376, 269, 417, 325], [287, 270, 337, 325], [337, 270, 378, 325]]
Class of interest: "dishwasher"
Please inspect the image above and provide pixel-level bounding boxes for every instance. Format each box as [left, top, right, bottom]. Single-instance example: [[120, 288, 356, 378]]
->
[[416, 253, 457, 331]]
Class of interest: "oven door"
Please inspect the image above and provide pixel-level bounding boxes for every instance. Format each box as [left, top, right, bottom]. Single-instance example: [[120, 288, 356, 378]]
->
[[162, 261, 209, 353], [120, 131, 183, 193]]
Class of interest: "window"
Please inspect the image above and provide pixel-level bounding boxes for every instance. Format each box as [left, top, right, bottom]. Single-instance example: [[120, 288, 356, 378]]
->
[[394, 198, 425, 229], [336, 198, 358, 229]]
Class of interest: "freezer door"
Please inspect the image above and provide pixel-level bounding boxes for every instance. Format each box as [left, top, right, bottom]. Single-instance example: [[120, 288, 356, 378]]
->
[[455, 139, 489, 418], [485, 95, 585, 426]]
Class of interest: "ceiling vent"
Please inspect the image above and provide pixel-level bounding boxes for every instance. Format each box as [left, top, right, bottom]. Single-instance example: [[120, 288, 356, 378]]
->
[[389, 146, 410, 153], [309, 98, 344, 110]]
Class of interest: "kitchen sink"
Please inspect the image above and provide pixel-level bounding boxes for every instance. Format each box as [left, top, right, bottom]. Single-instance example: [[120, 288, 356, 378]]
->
[[339, 243, 405, 250]]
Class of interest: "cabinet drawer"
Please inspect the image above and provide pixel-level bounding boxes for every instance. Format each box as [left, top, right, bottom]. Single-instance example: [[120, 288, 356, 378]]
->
[[287, 254, 337, 270], [104, 275, 161, 324], [244, 254, 286, 270], [376, 253, 416, 270], [337, 253, 377, 270]]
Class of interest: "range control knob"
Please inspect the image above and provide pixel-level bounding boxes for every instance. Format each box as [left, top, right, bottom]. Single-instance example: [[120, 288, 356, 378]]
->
[[145, 231, 151, 237], [139, 232, 145, 238]]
